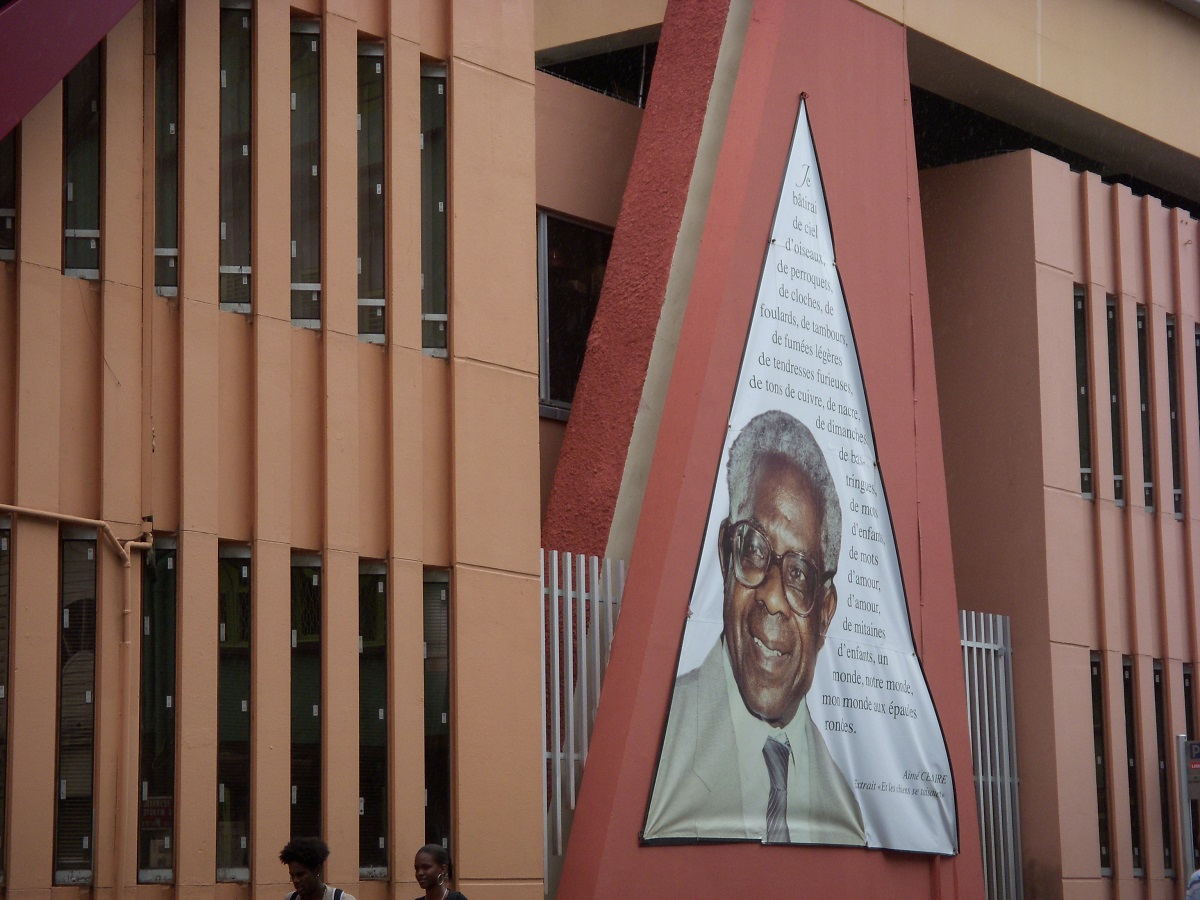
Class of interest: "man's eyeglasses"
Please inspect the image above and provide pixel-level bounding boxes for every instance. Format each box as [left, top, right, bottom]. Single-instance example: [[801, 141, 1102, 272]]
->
[[725, 519, 831, 617]]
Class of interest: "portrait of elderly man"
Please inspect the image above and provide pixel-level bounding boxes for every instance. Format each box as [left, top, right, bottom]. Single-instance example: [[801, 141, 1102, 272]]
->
[[643, 409, 865, 845]]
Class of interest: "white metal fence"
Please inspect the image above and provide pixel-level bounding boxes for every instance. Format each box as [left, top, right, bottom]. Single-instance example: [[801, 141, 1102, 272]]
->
[[961, 610, 1023, 900], [540, 550, 626, 898]]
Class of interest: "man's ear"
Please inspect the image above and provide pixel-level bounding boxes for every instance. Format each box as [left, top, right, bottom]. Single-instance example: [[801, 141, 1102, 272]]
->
[[718, 519, 731, 578], [818, 583, 837, 639]]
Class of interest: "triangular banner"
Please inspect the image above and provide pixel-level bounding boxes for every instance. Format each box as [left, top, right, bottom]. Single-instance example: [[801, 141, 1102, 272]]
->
[[642, 98, 958, 854]]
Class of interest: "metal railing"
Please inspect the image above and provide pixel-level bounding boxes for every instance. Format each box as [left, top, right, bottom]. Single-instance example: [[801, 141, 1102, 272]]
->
[[541, 550, 626, 898], [961, 610, 1023, 900]]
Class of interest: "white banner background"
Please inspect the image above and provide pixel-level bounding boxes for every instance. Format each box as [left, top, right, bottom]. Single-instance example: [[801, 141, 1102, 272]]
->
[[669, 99, 957, 854]]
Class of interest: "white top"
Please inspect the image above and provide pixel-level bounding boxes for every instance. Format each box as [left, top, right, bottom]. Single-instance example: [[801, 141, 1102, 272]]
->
[[722, 642, 859, 843]]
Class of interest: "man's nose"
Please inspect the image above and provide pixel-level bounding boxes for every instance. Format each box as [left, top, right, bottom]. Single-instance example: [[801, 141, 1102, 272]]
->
[[756, 562, 791, 614]]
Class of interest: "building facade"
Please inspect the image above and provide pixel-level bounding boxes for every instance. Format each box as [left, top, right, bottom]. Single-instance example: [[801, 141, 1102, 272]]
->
[[5, 0, 1200, 898], [1, 0, 542, 897]]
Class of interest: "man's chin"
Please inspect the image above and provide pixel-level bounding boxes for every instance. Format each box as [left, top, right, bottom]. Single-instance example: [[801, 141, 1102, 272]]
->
[[741, 685, 802, 726]]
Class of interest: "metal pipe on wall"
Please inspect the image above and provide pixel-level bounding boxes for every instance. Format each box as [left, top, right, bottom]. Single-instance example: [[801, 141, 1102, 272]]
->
[[0, 501, 151, 899]]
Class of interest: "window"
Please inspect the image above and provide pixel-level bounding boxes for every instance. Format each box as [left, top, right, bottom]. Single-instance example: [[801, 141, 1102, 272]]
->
[[1167, 316, 1182, 517], [56, 533, 97, 884], [1091, 653, 1112, 875], [154, 0, 180, 296], [216, 548, 250, 881], [219, 3, 252, 311], [421, 67, 447, 355], [358, 45, 386, 343], [1107, 297, 1125, 505], [537, 41, 657, 108], [63, 46, 102, 280], [1152, 661, 1173, 875], [1074, 285, 1093, 497], [359, 563, 387, 876], [537, 211, 613, 416], [1187, 665, 1199, 866], [1188, 665, 1196, 740], [1123, 656, 1144, 876], [424, 571, 450, 847], [291, 22, 321, 327], [291, 555, 321, 838], [0, 128, 14, 261], [138, 540, 177, 882], [0, 521, 9, 884], [1136, 306, 1153, 511]]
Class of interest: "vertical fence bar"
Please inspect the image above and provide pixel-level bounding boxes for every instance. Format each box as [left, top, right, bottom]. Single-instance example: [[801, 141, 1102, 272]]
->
[[1001, 616, 1022, 898], [540, 550, 550, 886], [575, 553, 588, 768], [602, 559, 615, 673], [549, 550, 563, 854], [563, 554, 577, 807], [985, 613, 1000, 897], [589, 555, 602, 725]]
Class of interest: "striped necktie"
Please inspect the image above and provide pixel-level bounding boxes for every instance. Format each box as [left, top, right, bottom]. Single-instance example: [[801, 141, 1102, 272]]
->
[[763, 736, 791, 843]]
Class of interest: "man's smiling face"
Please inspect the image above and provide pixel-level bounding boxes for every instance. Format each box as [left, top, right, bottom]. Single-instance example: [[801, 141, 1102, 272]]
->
[[721, 452, 837, 726]]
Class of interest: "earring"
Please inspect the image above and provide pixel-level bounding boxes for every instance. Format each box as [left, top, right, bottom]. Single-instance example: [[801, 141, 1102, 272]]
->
[[436, 872, 445, 885]]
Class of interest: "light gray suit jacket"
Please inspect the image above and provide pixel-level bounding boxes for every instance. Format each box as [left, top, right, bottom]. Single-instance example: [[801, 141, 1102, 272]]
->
[[643, 640, 865, 845]]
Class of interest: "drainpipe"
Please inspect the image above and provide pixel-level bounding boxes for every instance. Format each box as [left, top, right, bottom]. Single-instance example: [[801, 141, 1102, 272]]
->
[[0, 503, 151, 900]]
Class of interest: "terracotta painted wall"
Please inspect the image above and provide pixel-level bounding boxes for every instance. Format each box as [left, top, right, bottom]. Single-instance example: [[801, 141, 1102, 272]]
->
[[924, 149, 1200, 898], [554, 0, 984, 895], [0, 0, 541, 897]]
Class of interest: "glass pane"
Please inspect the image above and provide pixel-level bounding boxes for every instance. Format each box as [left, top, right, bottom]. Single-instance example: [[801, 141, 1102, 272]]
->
[[421, 74, 447, 351], [538, 42, 657, 108], [0, 528, 9, 883], [358, 51, 386, 338], [217, 556, 251, 880], [358, 304, 385, 339], [1152, 663, 1172, 873], [291, 562, 321, 838], [0, 129, 15, 259], [63, 46, 102, 275], [1123, 658, 1143, 875], [541, 214, 613, 406], [56, 539, 97, 883], [359, 569, 387, 875], [1074, 286, 1092, 496], [1167, 317, 1182, 514], [155, 0, 180, 293], [139, 546, 177, 881], [1107, 299, 1124, 504], [424, 574, 450, 847], [1136, 307, 1153, 510], [1091, 654, 1111, 873], [291, 27, 321, 323], [219, 7, 252, 308]]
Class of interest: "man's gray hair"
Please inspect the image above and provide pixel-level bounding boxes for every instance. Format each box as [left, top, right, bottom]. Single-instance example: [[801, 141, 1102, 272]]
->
[[726, 409, 841, 573]]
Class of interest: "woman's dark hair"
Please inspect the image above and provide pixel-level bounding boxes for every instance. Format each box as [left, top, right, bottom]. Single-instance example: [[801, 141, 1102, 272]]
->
[[280, 837, 330, 869], [417, 843, 453, 879]]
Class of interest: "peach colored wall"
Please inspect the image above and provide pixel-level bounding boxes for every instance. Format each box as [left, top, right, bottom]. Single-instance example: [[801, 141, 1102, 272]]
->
[[535, 0, 666, 53], [534, 72, 641, 229], [537, 0, 1200, 169], [0, 0, 541, 897], [537, 418, 565, 521], [864, 0, 1200, 168], [536, 0, 1200, 203], [924, 149, 1200, 899]]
